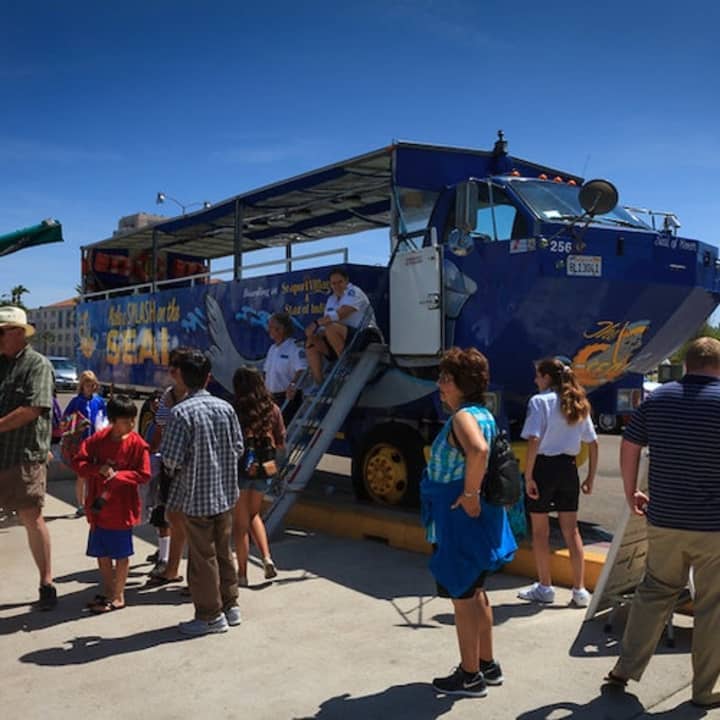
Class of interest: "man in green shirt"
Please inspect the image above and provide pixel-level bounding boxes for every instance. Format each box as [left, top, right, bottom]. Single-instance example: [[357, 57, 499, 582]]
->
[[0, 306, 57, 610]]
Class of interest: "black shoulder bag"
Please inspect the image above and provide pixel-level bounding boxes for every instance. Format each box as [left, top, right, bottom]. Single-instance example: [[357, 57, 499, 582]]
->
[[450, 415, 522, 507]]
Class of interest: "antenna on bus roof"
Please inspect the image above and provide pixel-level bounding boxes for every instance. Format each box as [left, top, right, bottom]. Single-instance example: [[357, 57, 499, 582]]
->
[[581, 153, 591, 178]]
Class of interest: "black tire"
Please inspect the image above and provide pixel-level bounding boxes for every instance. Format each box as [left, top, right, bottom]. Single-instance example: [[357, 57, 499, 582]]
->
[[597, 413, 619, 433], [351, 422, 426, 508]]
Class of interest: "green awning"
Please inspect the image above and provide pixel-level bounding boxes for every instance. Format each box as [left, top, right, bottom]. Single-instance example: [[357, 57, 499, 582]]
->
[[0, 219, 64, 257]]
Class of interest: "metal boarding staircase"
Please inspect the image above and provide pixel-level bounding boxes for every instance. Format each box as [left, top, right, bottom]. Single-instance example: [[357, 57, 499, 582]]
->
[[263, 320, 386, 537], [262, 229, 434, 536]]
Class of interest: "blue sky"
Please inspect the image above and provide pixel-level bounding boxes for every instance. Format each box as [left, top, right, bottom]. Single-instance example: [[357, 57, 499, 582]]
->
[[1, 1, 719, 309]]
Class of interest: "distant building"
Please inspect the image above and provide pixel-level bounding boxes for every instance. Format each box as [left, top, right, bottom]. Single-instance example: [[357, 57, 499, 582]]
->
[[27, 298, 77, 358], [113, 212, 166, 236]]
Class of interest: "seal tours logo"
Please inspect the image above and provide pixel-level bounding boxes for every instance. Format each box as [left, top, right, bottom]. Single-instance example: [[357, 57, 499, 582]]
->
[[572, 319, 650, 387]]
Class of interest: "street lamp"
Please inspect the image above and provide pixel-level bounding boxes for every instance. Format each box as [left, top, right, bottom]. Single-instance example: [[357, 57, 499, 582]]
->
[[156, 192, 211, 215]]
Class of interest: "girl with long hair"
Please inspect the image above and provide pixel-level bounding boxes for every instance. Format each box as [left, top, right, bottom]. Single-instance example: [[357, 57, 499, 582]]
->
[[517, 358, 598, 607], [64, 370, 107, 517], [232, 366, 286, 586]]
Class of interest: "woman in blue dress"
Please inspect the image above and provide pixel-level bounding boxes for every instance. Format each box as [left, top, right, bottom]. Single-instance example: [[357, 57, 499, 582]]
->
[[421, 347, 517, 698]]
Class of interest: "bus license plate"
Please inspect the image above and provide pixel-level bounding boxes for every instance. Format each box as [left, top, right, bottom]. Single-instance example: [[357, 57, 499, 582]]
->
[[567, 255, 602, 277]]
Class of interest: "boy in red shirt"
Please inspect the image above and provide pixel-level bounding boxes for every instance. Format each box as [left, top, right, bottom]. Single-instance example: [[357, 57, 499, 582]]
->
[[73, 395, 150, 613]]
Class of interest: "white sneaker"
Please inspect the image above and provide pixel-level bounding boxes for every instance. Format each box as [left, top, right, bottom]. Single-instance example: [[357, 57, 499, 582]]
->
[[571, 587, 591, 607], [178, 614, 229, 636], [224, 605, 242, 626], [517, 582, 555, 604]]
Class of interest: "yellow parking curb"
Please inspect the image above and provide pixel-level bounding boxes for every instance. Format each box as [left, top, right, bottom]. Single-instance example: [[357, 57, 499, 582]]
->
[[284, 498, 607, 591]]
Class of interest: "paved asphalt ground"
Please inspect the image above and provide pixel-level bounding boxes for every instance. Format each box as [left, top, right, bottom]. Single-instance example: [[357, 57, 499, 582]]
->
[[1, 430, 717, 719]]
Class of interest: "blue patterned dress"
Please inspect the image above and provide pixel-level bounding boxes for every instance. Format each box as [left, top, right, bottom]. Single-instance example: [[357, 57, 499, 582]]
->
[[421, 404, 517, 597]]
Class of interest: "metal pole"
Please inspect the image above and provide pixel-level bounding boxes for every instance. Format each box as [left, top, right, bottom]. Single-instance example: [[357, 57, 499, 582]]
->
[[390, 146, 399, 253], [285, 243, 292, 272], [151, 229, 158, 293], [233, 199, 244, 280]]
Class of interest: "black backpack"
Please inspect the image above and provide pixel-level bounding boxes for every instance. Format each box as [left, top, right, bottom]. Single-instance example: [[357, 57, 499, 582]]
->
[[451, 420, 523, 507], [483, 430, 523, 506]]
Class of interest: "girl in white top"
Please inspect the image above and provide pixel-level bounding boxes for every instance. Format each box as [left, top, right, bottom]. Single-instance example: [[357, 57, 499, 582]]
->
[[517, 358, 598, 607]]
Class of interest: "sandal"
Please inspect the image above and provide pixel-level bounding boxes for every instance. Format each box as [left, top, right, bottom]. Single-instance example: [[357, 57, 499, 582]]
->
[[85, 594, 107, 609], [90, 600, 125, 614], [145, 575, 184, 587], [603, 671, 628, 687]]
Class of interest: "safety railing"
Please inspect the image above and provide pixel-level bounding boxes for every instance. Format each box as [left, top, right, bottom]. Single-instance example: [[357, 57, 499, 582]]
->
[[80, 247, 349, 302]]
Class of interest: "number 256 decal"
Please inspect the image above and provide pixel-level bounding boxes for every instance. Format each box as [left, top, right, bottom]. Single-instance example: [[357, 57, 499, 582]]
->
[[549, 240, 573, 253]]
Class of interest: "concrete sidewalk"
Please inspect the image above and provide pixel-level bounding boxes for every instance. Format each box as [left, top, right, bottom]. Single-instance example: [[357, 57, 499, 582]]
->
[[1, 478, 714, 720]]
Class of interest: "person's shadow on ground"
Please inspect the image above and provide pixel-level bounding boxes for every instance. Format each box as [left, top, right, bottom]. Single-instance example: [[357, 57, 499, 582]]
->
[[0, 569, 188, 636], [516, 685, 643, 719], [18, 625, 194, 666], [294, 682, 458, 720], [516, 684, 709, 720], [569, 612, 692, 661]]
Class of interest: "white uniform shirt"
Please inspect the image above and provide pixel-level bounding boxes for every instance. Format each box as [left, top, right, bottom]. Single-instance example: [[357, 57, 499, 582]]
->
[[263, 338, 307, 393], [521, 390, 597, 456], [324, 282, 375, 329]]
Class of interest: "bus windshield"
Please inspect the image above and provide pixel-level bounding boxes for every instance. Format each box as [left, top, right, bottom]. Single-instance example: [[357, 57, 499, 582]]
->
[[509, 179, 650, 230]]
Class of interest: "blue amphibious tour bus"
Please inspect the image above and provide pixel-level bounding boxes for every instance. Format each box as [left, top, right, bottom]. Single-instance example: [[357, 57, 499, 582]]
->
[[76, 133, 720, 521]]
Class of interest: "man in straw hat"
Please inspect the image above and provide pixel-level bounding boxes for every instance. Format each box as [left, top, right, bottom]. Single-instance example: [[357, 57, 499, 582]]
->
[[0, 306, 58, 609]]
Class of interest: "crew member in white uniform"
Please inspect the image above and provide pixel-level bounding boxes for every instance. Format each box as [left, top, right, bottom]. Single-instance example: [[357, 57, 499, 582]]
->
[[304, 267, 376, 386], [264, 312, 307, 423]]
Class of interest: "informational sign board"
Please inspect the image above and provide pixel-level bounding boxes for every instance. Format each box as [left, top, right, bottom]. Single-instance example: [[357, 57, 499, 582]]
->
[[584, 453, 649, 621]]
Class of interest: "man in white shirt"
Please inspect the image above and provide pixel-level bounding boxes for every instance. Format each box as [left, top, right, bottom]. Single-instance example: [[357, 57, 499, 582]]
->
[[304, 268, 375, 385]]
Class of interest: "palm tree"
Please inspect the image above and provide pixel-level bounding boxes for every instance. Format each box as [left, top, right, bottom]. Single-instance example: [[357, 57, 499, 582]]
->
[[10, 285, 30, 308], [73, 283, 84, 306]]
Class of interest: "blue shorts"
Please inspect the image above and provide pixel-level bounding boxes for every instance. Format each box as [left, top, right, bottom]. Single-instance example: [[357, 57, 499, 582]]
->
[[238, 476, 272, 493], [86, 527, 134, 559]]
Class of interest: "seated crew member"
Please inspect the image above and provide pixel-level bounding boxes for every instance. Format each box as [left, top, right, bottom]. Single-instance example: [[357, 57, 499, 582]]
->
[[304, 268, 375, 386]]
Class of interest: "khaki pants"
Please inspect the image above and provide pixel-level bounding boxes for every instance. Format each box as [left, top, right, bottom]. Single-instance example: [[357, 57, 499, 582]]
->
[[183, 510, 238, 622], [615, 524, 720, 704]]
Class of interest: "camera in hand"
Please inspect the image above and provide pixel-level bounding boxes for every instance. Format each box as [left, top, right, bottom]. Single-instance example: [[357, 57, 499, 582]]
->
[[90, 496, 107, 513]]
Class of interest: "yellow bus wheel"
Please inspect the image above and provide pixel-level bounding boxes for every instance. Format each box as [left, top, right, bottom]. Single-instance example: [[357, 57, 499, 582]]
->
[[352, 423, 424, 507]]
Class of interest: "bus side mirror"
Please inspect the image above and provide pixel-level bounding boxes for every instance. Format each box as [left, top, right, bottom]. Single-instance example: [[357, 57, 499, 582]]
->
[[455, 181, 479, 231], [578, 179, 618, 216]]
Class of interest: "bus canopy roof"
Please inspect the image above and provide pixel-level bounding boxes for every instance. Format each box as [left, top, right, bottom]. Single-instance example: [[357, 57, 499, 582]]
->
[[82, 140, 581, 261]]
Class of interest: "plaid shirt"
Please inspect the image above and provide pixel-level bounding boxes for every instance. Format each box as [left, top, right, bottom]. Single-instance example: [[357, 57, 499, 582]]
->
[[161, 389, 243, 516], [0, 345, 53, 469]]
